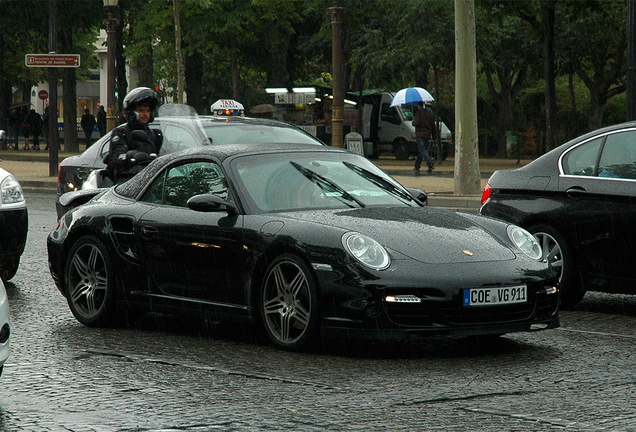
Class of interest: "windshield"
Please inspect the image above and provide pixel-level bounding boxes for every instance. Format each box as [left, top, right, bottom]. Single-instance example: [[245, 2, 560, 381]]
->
[[203, 123, 322, 146], [230, 152, 420, 213]]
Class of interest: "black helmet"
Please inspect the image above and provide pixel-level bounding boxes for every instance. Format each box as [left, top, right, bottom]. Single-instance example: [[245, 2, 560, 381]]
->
[[123, 87, 158, 124]]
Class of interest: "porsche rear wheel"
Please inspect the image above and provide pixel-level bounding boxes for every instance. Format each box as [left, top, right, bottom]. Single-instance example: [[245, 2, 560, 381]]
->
[[260, 254, 319, 351], [64, 235, 118, 327], [529, 224, 585, 309]]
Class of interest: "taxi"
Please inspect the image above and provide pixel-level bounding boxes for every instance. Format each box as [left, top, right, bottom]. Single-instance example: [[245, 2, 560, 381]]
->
[[210, 99, 245, 117]]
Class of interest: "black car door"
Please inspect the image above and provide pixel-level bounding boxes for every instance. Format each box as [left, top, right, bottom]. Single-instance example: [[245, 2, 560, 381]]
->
[[559, 129, 636, 282], [137, 160, 247, 307]]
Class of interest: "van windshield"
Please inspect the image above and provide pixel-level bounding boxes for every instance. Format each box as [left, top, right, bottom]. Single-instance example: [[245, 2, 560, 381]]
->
[[397, 105, 416, 121]]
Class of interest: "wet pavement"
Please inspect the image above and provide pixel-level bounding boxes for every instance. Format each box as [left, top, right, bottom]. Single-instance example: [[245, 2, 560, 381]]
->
[[3, 193, 636, 431]]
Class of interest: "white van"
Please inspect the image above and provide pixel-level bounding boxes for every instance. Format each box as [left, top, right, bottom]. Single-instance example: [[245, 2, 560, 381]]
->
[[360, 91, 453, 160]]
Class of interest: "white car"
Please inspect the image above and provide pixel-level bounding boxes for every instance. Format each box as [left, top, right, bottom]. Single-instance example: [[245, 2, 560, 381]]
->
[[0, 278, 9, 377], [0, 165, 28, 281]]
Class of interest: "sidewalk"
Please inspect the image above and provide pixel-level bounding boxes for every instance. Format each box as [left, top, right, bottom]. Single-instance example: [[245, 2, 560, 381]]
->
[[0, 147, 532, 209]]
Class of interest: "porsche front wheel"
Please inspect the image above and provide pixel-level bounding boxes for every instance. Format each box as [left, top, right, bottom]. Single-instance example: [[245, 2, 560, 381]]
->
[[64, 235, 118, 327], [260, 255, 319, 351]]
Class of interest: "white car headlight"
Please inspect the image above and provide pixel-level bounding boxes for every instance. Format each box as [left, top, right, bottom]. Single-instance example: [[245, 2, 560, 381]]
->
[[342, 232, 390, 270], [1, 175, 24, 205], [507, 225, 542, 260]]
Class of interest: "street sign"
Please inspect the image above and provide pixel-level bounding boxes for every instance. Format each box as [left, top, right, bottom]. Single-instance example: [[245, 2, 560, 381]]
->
[[38, 90, 48, 100], [25, 54, 80, 68]]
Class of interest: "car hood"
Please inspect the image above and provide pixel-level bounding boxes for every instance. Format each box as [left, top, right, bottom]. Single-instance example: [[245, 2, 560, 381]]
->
[[276, 207, 517, 264]]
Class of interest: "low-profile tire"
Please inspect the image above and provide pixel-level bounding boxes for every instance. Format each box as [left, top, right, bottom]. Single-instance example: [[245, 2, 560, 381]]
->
[[260, 254, 319, 351], [394, 139, 410, 160], [528, 224, 585, 309], [0, 258, 19, 281], [64, 235, 119, 327]]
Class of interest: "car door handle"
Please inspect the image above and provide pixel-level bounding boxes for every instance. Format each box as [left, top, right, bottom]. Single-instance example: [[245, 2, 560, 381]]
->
[[140, 225, 158, 238], [565, 187, 587, 199]]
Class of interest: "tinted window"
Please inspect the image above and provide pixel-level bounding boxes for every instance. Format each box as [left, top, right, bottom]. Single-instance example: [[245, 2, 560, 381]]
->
[[598, 131, 636, 179], [563, 138, 602, 176], [141, 161, 227, 207]]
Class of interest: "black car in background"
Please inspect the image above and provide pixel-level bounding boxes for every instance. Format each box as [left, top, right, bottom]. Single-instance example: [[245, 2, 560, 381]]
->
[[48, 144, 558, 351], [57, 115, 324, 196], [481, 121, 636, 308]]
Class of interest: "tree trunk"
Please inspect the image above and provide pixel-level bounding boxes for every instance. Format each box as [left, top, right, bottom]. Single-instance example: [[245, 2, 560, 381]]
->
[[542, 3, 557, 152], [60, 26, 78, 152], [185, 52, 204, 113], [0, 32, 8, 148], [173, 0, 185, 104], [116, 19, 127, 118], [229, 35, 240, 100], [266, 32, 291, 87]]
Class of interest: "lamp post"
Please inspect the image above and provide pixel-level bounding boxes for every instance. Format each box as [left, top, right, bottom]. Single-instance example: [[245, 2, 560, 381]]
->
[[103, 0, 119, 132]]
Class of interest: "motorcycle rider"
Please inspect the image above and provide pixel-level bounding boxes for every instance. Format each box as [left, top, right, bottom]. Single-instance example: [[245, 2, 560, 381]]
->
[[106, 87, 163, 184]]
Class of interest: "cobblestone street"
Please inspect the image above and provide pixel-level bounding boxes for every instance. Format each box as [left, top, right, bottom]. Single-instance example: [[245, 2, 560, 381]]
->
[[2, 192, 636, 431]]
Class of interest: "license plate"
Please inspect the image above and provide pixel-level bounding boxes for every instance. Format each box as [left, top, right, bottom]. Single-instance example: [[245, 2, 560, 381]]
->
[[463, 286, 527, 306]]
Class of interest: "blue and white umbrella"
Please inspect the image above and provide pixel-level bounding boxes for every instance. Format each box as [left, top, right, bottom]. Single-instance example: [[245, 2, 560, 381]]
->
[[389, 87, 434, 107]]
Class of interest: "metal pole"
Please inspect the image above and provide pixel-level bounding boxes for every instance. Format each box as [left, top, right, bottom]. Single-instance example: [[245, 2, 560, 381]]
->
[[48, 0, 59, 177], [105, 6, 119, 132], [328, 2, 345, 148]]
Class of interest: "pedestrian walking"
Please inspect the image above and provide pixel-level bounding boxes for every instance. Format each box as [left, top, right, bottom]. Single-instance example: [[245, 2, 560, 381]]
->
[[9, 109, 20, 150], [96, 105, 106, 137], [20, 106, 31, 150], [412, 101, 436, 175], [27, 109, 42, 150], [42, 106, 49, 150], [80, 108, 97, 148]]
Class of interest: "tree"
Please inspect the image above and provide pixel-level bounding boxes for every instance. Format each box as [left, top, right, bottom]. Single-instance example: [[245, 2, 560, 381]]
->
[[560, 1, 627, 130], [476, 1, 537, 157]]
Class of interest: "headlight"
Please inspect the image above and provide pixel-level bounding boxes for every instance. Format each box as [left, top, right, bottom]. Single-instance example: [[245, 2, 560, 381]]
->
[[342, 232, 390, 270], [1, 175, 24, 205], [507, 226, 542, 260]]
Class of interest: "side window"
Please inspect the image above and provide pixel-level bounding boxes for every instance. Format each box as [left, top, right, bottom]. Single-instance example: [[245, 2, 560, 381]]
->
[[162, 125, 197, 152], [380, 104, 400, 125], [562, 138, 602, 176], [598, 131, 636, 179], [141, 161, 227, 208]]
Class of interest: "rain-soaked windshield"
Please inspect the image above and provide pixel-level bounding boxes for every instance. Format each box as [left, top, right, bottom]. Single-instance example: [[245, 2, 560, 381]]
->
[[230, 151, 421, 213]]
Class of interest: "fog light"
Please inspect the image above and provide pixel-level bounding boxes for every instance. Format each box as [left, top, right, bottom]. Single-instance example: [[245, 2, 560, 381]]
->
[[384, 295, 421, 303], [530, 323, 549, 330], [545, 286, 558, 295]]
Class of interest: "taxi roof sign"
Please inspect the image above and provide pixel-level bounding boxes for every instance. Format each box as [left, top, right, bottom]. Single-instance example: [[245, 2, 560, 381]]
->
[[210, 99, 244, 111]]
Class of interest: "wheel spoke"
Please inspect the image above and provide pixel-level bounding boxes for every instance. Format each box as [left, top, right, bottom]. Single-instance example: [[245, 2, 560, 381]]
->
[[69, 281, 90, 303], [271, 265, 288, 296], [291, 304, 310, 327], [70, 253, 91, 280], [263, 297, 284, 316], [288, 270, 306, 298]]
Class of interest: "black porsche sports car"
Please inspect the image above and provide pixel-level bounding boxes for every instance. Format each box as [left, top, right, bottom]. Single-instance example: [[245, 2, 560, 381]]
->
[[481, 121, 636, 308], [48, 144, 559, 350]]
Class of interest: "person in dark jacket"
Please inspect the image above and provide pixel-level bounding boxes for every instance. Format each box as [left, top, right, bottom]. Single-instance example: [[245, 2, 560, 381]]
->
[[96, 105, 107, 137], [27, 109, 43, 150], [80, 109, 97, 148], [411, 101, 437, 174], [106, 87, 163, 184]]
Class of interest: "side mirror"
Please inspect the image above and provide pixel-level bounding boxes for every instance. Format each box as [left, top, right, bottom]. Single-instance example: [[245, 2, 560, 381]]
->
[[187, 194, 237, 214], [407, 187, 427, 204]]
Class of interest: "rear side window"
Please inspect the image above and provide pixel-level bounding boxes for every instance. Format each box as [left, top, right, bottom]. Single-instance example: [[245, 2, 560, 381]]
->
[[562, 138, 602, 176], [598, 131, 636, 179]]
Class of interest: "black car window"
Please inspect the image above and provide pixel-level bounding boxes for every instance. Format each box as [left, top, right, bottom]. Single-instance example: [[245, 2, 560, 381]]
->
[[598, 131, 636, 179], [141, 161, 227, 207], [563, 138, 602, 176]]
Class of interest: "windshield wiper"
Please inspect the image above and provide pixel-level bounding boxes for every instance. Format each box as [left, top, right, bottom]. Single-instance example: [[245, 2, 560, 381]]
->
[[290, 161, 365, 208], [342, 161, 417, 204]]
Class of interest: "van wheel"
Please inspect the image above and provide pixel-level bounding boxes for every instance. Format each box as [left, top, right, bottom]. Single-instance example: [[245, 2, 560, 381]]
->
[[394, 140, 410, 160]]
